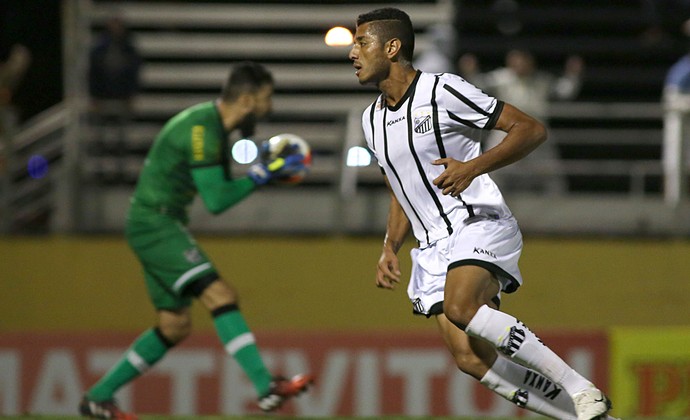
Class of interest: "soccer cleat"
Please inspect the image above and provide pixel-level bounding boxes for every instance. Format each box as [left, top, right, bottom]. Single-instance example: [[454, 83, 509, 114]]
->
[[79, 396, 137, 420], [572, 388, 612, 420], [257, 373, 315, 412]]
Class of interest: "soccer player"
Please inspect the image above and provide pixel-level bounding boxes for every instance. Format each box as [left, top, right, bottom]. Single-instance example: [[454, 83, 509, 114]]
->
[[349, 8, 614, 420], [79, 62, 313, 419]]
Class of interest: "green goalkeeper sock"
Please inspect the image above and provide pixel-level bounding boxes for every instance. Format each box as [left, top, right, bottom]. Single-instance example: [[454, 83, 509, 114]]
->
[[87, 328, 171, 401], [212, 304, 272, 396]]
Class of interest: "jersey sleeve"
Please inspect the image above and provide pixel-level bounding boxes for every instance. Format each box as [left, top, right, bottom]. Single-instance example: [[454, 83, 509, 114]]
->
[[439, 75, 504, 131], [361, 102, 384, 172]]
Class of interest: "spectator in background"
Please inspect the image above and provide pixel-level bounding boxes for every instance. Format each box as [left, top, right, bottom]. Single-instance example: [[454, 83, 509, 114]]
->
[[414, 23, 457, 74], [0, 44, 31, 137], [459, 49, 584, 195], [639, 0, 690, 47], [662, 18, 690, 204], [88, 16, 141, 164], [664, 19, 690, 98], [89, 16, 141, 105]]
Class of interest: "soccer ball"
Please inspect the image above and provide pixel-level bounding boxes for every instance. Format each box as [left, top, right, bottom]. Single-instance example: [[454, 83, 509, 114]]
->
[[261, 133, 312, 185]]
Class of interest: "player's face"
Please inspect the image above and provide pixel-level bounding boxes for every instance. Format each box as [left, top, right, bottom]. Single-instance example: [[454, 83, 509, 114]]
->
[[349, 22, 390, 85], [235, 83, 273, 137], [251, 83, 274, 118]]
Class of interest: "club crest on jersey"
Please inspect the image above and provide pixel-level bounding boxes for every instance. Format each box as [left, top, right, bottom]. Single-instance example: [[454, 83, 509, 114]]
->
[[413, 110, 432, 134], [184, 247, 203, 263], [412, 297, 425, 314]]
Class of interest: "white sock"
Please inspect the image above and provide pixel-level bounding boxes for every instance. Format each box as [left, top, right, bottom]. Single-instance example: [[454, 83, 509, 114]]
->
[[466, 305, 594, 397], [481, 355, 577, 419]]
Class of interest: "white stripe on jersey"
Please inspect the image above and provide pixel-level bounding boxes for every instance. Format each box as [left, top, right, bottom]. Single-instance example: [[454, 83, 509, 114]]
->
[[362, 71, 514, 247]]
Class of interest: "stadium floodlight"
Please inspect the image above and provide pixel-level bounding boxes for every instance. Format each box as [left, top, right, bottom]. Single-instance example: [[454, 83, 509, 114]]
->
[[325, 26, 353, 47], [346, 146, 371, 167], [231, 138, 259, 164]]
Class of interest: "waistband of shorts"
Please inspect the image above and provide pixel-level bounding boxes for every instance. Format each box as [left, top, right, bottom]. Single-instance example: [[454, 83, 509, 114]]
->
[[129, 201, 188, 221]]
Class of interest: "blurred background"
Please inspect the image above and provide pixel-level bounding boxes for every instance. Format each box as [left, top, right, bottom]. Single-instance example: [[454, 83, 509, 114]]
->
[[2, 0, 690, 418]]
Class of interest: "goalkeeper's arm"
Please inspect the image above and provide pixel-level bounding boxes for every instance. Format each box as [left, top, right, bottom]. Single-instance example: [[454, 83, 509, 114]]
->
[[191, 153, 306, 215], [192, 165, 256, 215]]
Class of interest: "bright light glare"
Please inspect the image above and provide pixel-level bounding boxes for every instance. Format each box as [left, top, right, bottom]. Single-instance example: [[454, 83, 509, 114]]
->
[[346, 146, 371, 167], [325, 26, 354, 47], [232, 139, 258, 164]]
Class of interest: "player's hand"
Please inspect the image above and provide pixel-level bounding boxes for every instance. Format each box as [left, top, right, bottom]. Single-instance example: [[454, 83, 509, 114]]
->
[[248, 153, 306, 185], [431, 157, 476, 197], [376, 248, 401, 290]]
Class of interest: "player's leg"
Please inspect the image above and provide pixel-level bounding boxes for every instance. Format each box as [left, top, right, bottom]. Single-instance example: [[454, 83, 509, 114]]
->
[[193, 277, 272, 395], [81, 217, 206, 419], [83, 309, 186, 401], [80, 270, 192, 420], [437, 312, 582, 419], [443, 264, 610, 420], [192, 276, 313, 411]]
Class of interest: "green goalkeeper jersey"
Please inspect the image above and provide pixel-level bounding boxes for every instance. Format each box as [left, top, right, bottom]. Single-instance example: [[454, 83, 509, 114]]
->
[[129, 101, 250, 225]]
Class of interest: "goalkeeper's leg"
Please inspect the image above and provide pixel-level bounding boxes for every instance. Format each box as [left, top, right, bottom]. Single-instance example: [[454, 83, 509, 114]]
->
[[193, 278, 274, 397], [82, 312, 185, 418], [195, 277, 313, 411]]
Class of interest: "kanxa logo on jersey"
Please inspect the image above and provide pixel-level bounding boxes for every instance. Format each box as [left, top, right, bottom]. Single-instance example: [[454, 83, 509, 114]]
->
[[473, 247, 497, 258], [413, 110, 433, 134], [387, 116, 405, 127]]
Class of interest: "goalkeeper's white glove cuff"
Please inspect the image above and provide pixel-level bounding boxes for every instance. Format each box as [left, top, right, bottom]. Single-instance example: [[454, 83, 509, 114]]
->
[[248, 163, 271, 186]]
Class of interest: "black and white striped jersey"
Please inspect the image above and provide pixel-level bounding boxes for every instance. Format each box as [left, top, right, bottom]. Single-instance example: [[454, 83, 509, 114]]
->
[[362, 70, 514, 246]]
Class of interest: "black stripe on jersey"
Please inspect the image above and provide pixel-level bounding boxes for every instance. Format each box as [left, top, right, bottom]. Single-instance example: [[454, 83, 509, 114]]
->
[[431, 76, 447, 158], [443, 83, 491, 116], [447, 111, 481, 129], [402, 82, 452, 235], [437, 79, 475, 217], [368, 100, 386, 175], [368, 98, 379, 152], [485, 100, 505, 130], [428, 76, 453, 235], [381, 106, 430, 245]]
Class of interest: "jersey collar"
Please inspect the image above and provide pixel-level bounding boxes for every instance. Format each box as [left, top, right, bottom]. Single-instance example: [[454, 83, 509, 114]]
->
[[385, 70, 422, 112]]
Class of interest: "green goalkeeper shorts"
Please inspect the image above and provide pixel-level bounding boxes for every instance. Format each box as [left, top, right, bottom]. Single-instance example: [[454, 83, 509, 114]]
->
[[126, 207, 218, 310]]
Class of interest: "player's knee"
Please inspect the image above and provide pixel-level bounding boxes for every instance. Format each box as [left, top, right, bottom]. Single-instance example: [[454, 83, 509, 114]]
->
[[452, 348, 486, 379], [183, 272, 221, 298], [443, 300, 480, 331], [199, 279, 238, 311], [165, 324, 191, 344], [158, 314, 192, 344]]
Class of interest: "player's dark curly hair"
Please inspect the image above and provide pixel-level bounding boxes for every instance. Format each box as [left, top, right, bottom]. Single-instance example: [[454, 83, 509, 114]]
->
[[356, 8, 415, 62], [221, 61, 273, 102]]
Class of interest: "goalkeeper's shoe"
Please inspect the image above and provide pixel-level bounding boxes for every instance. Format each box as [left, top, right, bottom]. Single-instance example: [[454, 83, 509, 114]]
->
[[79, 396, 137, 420], [257, 373, 315, 412], [572, 387, 612, 420]]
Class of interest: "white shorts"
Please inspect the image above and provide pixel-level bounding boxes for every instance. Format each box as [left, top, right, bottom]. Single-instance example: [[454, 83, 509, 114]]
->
[[407, 213, 523, 317]]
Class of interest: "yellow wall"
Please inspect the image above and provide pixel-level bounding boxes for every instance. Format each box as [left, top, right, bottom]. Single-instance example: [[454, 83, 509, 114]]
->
[[1, 235, 689, 333]]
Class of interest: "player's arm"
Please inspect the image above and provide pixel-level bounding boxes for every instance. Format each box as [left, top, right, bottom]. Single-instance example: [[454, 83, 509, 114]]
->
[[377, 176, 411, 290], [191, 136, 305, 214], [471, 102, 547, 173], [433, 102, 546, 196], [192, 166, 256, 215]]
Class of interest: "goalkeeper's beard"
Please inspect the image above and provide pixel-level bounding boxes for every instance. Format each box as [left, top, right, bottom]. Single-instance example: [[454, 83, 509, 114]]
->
[[238, 113, 257, 138]]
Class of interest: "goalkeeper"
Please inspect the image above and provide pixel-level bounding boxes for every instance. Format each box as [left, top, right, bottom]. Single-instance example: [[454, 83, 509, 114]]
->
[[80, 61, 312, 420]]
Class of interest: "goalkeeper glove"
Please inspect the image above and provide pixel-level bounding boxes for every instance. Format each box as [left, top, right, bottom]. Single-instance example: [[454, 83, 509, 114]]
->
[[248, 153, 306, 186]]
